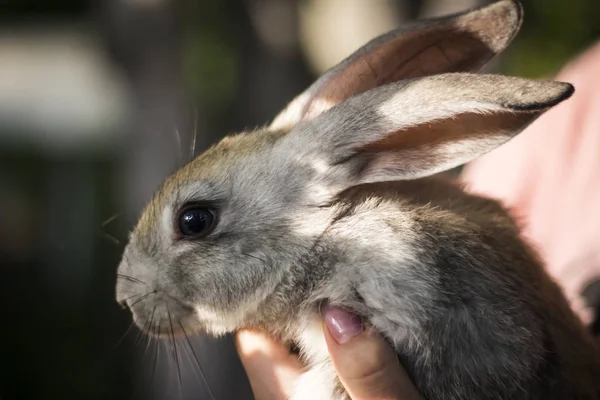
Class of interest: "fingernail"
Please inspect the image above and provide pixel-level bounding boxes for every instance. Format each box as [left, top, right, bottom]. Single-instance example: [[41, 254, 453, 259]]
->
[[321, 304, 363, 344]]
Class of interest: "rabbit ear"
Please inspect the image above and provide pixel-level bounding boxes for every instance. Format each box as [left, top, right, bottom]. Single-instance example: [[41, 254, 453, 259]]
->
[[291, 73, 573, 184], [270, 0, 523, 131]]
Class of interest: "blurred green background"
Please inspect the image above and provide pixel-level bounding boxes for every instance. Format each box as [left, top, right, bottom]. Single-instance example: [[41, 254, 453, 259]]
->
[[0, 0, 598, 399]]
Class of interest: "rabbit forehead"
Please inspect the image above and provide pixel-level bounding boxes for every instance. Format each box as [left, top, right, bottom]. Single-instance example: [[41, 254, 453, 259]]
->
[[133, 128, 298, 246], [166, 127, 290, 187]]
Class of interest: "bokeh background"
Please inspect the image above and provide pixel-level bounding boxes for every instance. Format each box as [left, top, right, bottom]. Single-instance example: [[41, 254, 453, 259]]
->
[[1, 0, 599, 399]]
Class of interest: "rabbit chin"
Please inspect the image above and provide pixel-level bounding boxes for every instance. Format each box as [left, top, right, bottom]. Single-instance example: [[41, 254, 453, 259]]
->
[[192, 304, 255, 337]]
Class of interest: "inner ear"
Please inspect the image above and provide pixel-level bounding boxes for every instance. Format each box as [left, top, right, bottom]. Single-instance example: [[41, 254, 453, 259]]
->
[[311, 29, 511, 117], [270, 0, 523, 131], [356, 111, 534, 181], [360, 112, 532, 151]]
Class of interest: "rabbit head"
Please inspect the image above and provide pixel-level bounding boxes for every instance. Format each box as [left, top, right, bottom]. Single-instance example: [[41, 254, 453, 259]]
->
[[116, 0, 573, 338]]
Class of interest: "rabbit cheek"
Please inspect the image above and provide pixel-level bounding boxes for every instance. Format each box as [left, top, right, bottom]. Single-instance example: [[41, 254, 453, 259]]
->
[[163, 249, 280, 334]]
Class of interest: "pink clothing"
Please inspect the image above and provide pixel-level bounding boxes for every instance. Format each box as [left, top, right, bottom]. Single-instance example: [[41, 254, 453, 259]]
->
[[461, 42, 600, 325]]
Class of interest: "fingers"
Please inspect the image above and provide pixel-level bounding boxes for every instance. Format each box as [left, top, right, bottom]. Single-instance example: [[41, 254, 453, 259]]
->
[[236, 308, 425, 400], [235, 329, 305, 400], [322, 304, 424, 400]]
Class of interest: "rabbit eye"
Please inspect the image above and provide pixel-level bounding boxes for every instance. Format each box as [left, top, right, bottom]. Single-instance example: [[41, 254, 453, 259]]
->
[[178, 207, 216, 238]]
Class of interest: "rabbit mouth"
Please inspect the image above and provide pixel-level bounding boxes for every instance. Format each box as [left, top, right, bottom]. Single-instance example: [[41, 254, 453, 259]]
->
[[120, 289, 201, 339]]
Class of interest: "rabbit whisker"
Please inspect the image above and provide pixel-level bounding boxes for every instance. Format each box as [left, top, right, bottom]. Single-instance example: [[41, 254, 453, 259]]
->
[[129, 291, 158, 309], [179, 321, 216, 400], [149, 319, 160, 389], [119, 292, 146, 304], [242, 252, 267, 264], [135, 305, 157, 347], [190, 108, 198, 161], [117, 274, 149, 287], [114, 316, 138, 349], [114, 291, 156, 348], [174, 126, 183, 164], [101, 213, 120, 227], [168, 307, 183, 389], [114, 292, 154, 347], [100, 231, 121, 246], [143, 305, 157, 351]]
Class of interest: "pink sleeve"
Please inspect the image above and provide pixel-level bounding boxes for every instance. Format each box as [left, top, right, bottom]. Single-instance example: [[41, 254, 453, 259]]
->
[[461, 41, 600, 324]]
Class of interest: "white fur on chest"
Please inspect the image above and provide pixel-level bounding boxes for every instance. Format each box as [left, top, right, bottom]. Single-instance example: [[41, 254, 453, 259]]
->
[[297, 312, 330, 365], [292, 313, 340, 400]]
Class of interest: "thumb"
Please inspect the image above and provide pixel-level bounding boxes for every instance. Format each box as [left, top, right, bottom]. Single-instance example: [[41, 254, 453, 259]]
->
[[321, 304, 423, 400]]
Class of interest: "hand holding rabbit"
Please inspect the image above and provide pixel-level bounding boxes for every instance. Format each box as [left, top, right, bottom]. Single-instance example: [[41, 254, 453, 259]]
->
[[236, 305, 424, 400]]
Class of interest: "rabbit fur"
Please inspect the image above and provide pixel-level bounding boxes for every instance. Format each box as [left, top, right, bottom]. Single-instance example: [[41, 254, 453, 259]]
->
[[116, 0, 600, 399]]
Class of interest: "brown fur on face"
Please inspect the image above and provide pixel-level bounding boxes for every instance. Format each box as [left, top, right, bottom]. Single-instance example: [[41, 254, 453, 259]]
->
[[134, 128, 289, 244]]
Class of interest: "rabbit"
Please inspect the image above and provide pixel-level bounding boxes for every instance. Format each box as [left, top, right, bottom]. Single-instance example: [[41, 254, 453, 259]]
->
[[116, 0, 600, 399]]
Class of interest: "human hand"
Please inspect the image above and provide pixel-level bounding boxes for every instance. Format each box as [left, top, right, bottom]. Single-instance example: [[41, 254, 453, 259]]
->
[[235, 305, 423, 400]]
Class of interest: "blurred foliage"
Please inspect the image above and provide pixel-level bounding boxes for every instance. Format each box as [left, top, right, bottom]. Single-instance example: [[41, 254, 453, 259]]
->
[[502, 0, 600, 77], [1, 149, 133, 400], [182, 1, 239, 115], [3, 0, 598, 117], [178, 0, 600, 120]]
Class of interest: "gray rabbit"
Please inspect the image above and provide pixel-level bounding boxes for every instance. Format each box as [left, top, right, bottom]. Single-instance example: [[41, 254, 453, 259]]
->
[[116, 0, 600, 399]]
